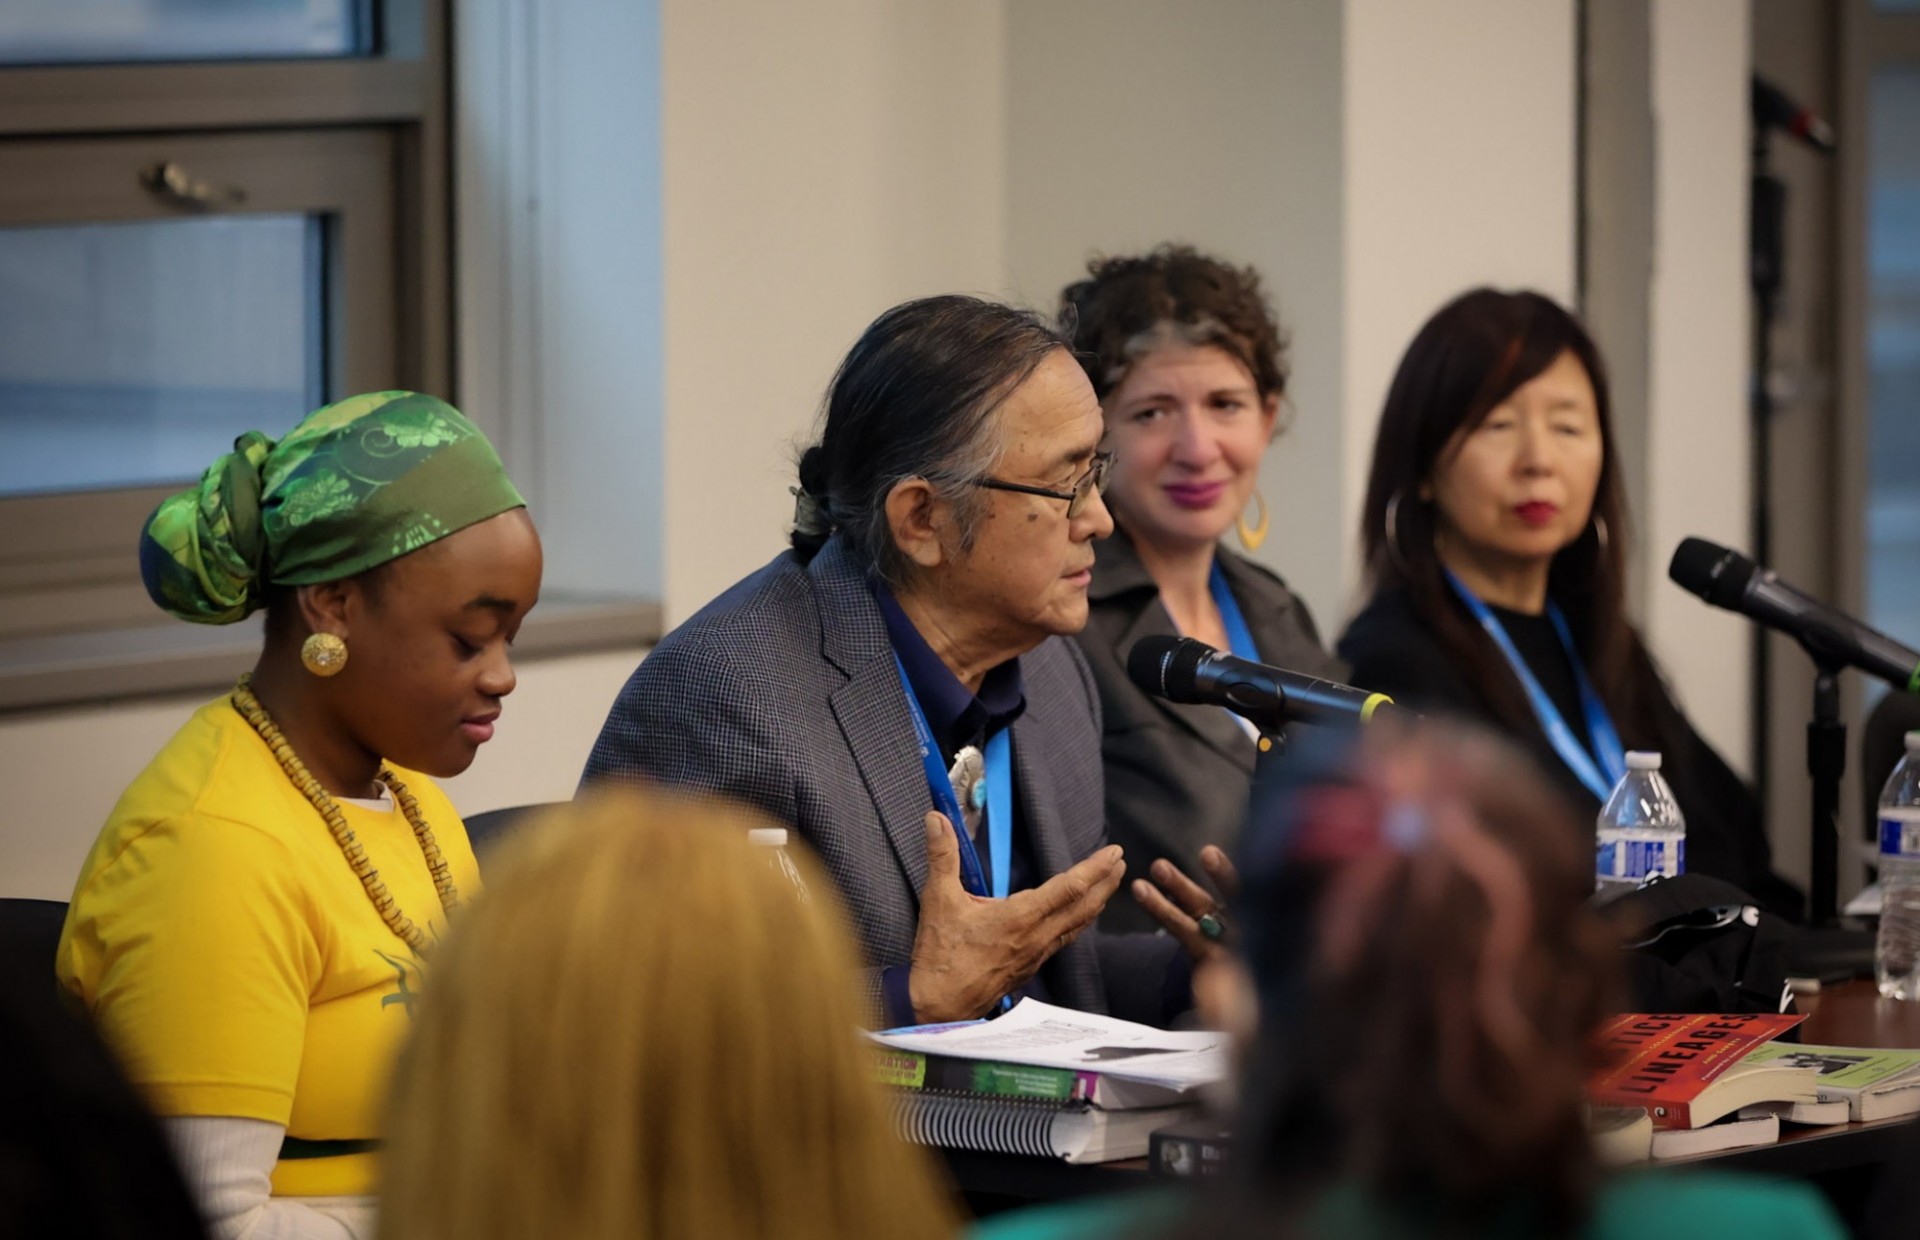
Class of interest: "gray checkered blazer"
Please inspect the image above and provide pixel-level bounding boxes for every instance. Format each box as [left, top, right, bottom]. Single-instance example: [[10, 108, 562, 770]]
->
[[582, 536, 1180, 1024]]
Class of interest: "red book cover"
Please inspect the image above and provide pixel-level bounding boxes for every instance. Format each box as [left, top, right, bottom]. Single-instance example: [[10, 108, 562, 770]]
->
[[1587, 1013, 1806, 1128]]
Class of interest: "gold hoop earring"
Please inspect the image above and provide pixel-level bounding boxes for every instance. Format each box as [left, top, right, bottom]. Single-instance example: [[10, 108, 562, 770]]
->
[[1384, 491, 1414, 576], [301, 632, 348, 677], [1237, 491, 1270, 552]]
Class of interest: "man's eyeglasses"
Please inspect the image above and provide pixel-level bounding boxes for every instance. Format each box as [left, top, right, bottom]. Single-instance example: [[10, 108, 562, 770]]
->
[[974, 451, 1113, 519]]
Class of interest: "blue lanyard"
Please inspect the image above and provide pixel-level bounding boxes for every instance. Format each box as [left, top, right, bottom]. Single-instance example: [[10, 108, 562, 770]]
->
[[891, 655, 1014, 901], [1204, 560, 1262, 740], [1444, 571, 1627, 801], [1208, 559, 1261, 663]]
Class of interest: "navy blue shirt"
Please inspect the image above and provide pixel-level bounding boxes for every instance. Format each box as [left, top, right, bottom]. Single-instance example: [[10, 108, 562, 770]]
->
[[872, 582, 1050, 1026]]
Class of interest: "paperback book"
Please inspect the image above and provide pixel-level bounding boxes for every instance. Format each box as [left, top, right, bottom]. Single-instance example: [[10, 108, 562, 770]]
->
[[874, 1049, 1190, 1111], [1587, 1012, 1814, 1129], [1649, 1114, 1780, 1159], [1737, 1043, 1920, 1123]]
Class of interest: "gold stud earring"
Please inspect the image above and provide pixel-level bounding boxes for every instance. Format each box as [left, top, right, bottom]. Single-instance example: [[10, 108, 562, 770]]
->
[[301, 632, 348, 677], [1236, 491, 1270, 552]]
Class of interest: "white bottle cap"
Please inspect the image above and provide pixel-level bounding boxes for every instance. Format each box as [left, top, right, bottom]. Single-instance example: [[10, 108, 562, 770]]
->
[[747, 828, 789, 847], [1906, 730, 1920, 752], [1625, 751, 1662, 770]]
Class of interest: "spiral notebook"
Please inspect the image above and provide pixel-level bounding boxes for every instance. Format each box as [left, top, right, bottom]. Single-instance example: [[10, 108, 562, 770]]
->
[[890, 1092, 1198, 1163]]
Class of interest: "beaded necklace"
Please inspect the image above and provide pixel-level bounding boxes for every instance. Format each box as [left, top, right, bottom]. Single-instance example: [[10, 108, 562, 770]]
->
[[230, 675, 460, 956]]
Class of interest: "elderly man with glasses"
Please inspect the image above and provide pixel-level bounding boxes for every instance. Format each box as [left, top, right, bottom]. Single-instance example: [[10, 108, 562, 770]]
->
[[584, 296, 1226, 1027]]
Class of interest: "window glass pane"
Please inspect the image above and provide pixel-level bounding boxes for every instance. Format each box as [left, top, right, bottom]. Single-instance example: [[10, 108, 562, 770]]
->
[[1865, 69, 1920, 643], [0, 215, 325, 498], [0, 0, 365, 67]]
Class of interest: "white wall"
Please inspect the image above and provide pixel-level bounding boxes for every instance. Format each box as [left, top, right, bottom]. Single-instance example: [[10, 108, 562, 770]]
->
[[1341, 0, 1579, 612], [1641, 0, 1754, 772], [0, 648, 643, 900], [660, 0, 1010, 624], [1003, 0, 1349, 628], [455, 0, 664, 602], [1003, 0, 1579, 628]]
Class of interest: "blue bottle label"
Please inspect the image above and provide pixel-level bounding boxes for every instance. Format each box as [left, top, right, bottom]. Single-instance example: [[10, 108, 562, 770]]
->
[[1878, 815, 1920, 860], [1597, 836, 1684, 881]]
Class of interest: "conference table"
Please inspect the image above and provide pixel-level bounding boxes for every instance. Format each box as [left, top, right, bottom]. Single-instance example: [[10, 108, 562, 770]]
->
[[945, 979, 1920, 1213]]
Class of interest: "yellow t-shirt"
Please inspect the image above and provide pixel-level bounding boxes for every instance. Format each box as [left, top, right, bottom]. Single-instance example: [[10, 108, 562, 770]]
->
[[57, 697, 481, 1197]]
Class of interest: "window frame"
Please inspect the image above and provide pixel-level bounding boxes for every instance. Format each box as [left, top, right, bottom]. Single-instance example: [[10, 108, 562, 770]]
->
[[0, 0, 462, 699], [0, 127, 402, 634]]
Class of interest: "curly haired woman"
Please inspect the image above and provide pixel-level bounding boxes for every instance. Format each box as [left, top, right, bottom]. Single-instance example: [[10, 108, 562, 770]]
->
[[1059, 246, 1345, 932]]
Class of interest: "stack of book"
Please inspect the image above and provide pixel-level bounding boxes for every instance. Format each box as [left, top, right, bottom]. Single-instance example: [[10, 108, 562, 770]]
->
[[869, 998, 1223, 1163], [1587, 1012, 1817, 1158], [1735, 1043, 1920, 1126]]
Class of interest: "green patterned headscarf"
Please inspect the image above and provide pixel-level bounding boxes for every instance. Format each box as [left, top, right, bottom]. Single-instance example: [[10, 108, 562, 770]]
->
[[140, 391, 526, 624]]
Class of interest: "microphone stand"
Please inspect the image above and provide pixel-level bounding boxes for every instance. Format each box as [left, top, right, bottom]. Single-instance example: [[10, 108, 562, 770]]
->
[[1750, 121, 1785, 809], [1808, 664, 1845, 925], [1253, 726, 1287, 769], [1751, 78, 1837, 906]]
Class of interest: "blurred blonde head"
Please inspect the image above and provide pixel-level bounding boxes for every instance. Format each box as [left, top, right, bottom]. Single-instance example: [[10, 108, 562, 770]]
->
[[379, 788, 959, 1240]]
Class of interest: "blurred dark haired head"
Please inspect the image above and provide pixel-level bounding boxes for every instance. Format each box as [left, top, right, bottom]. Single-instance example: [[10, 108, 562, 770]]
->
[[1225, 721, 1621, 1238], [0, 950, 208, 1239]]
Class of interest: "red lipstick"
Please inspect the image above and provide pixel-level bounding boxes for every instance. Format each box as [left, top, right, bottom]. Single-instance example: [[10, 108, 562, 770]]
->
[[1164, 481, 1227, 510]]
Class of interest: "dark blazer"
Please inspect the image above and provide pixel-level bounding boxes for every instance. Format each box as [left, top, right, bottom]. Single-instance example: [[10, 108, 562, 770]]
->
[[1077, 528, 1348, 932], [1338, 585, 1802, 916], [582, 536, 1181, 1024]]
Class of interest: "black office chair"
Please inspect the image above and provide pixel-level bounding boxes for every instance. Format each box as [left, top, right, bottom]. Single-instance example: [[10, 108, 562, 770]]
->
[[462, 801, 569, 869], [0, 898, 70, 984]]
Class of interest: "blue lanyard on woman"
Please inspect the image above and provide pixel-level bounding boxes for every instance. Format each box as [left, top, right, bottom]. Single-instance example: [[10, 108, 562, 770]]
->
[[1443, 569, 1627, 801], [891, 655, 1014, 901], [1208, 559, 1261, 663], [1204, 559, 1262, 740]]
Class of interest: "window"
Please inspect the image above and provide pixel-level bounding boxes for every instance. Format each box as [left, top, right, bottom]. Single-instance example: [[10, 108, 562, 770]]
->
[[0, 214, 326, 499], [1863, 67, 1920, 640], [0, 0, 372, 66], [0, 1, 451, 682]]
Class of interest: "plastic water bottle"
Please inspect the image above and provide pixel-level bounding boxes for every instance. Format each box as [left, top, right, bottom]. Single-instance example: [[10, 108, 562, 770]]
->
[[1875, 732, 1920, 999], [1595, 752, 1686, 896], [748, 827, 812, 903]]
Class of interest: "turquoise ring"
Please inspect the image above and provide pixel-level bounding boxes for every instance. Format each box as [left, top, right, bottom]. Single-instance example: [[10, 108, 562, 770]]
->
[[1196, 911, 1227, 942]]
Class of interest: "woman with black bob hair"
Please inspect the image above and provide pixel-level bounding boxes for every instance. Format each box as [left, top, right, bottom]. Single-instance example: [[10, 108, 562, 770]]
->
[[1336, 288, 1798, 914]]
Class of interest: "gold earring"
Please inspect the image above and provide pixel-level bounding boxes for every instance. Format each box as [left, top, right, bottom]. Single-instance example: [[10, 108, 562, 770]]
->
[[1236, 491, 1270, 552], [301, 632, 348, 677]]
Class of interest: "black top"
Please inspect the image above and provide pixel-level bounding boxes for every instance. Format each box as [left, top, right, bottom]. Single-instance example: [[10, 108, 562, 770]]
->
[[1078, 529, 1348, 932], [1484, 601, 1591, 754], [1337, 585, 1802, 917]]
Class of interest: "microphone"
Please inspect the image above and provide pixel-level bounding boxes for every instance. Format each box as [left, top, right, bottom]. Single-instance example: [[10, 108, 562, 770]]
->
[[1126, 635, 1400, 731], [1752, 75, 1836, 154], [1668, 537, 1920, 693]]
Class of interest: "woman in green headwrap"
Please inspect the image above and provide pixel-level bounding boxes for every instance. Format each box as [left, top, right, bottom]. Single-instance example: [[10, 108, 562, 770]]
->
[[57, 392, 541, 1240]]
